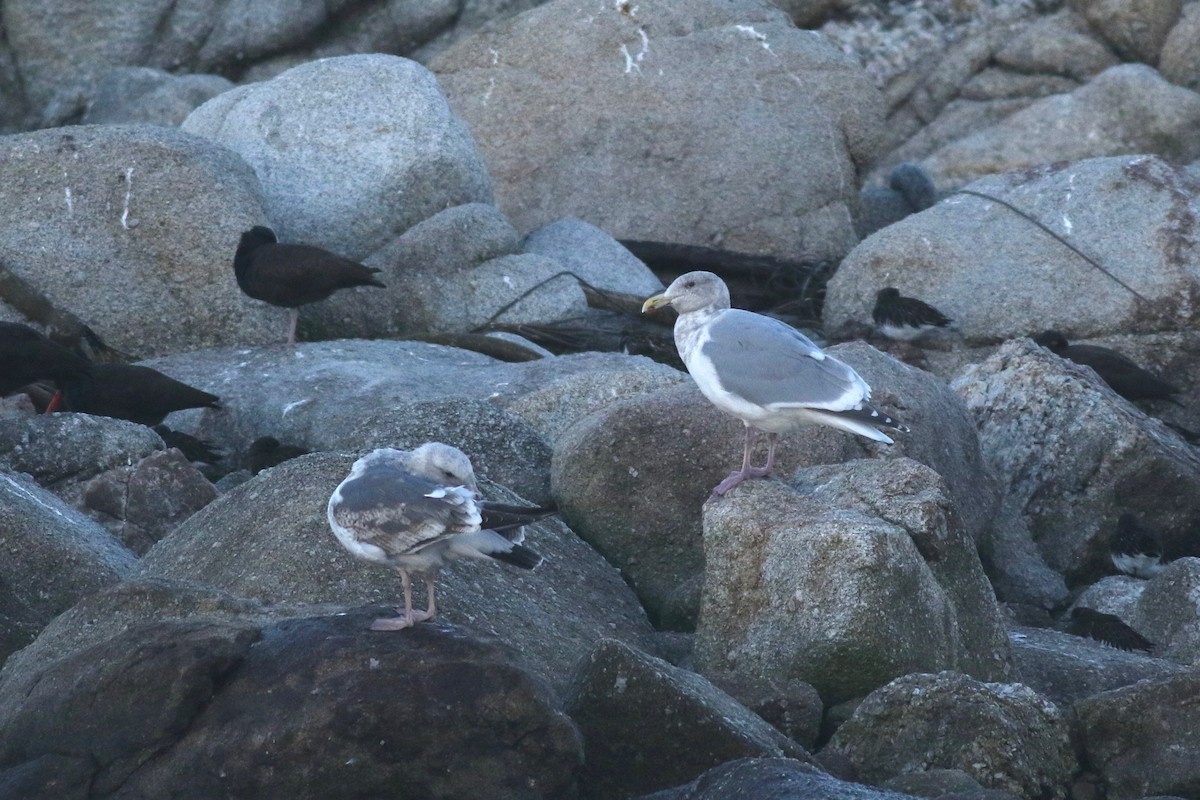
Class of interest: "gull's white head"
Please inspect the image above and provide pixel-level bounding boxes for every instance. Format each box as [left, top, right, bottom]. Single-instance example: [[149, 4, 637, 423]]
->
[[641, 271, 731, 315], [408, 442, 478, 491]]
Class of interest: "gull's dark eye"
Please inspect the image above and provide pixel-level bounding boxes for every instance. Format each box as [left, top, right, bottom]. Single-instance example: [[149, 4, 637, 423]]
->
[[684, 280, 695, 288]]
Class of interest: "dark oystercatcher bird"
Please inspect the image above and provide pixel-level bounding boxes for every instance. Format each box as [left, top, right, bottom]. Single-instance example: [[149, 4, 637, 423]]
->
[[247, 436, 311, 474], [1034, 330, 1182, 405], [642, 271, 908, 496], [872, 287, 954, 341], [0, 321, 94, 401], [59, 363, 220, 426], [1066, 607, 1155, 653], [234, 225, 386, 345], [1110, 513, 1166, 579], [327, 443, 544, 631], [153, 425, 223, 464]]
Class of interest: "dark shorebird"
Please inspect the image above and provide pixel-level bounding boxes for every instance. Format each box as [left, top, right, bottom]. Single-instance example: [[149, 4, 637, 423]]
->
[[1034, 330, 1182, 405], [247, 436, 310, 475], [234, 225, 386, 346], [153, 425, 223, 464], [0, 321, 93, 399], [60, 363, 220, 426], [1066, 607, 1154, 653], [643, 271, 907, 496], [327, 443, 545, 631], [1110, 513, 1166, 579], [872, 287, 953, 341]]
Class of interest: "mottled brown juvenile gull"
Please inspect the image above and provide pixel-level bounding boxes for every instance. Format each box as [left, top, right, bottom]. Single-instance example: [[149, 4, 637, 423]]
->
[[642, 271, 908, 495], [327, 442, 544, 631]]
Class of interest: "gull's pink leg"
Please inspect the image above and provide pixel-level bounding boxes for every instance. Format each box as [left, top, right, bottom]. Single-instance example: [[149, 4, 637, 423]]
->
[[371, 569, 433, 631], [712, 429, 779, 496], [424, 576, 438, 620], [286, 308, 300, 347], [713, 427, 760, 496]]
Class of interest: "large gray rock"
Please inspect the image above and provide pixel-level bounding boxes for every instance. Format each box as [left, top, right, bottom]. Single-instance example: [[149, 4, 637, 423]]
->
[[0, 609, 583, 799], [827, 671, 1076, 800], [1, 1, 471, 126], [637, 757, 916, 800], [0, 470, 136, 663], [521, 218, 665, 297], [1076, 673, 1200, 800], [432, 0, 885, 262], [951, 339, 1200, 585], [1066, 0, 1182, 64], [131, 452, 654, 696], [565, 639, 810, 800], [0, 413, 164, 487], [921, 65, 1200, 188], [1160, 2, 1200, 93], [1127, 557, 1200, 665], [0, 124, 274, 356], [827, 156, 1200, 344], [81, 66, 233, 127], [692, 460, 1011, 706], [183, 54, 492, 261]]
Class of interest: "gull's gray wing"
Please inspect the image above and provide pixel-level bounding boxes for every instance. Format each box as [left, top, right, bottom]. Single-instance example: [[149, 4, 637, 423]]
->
[[330, 462, 480, 557], [698, 309, 870, 410]]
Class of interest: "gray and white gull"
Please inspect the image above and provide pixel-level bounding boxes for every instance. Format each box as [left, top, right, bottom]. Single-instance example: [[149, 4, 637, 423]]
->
[[327, 442, 546, 630], [642, 271, 908, 495]]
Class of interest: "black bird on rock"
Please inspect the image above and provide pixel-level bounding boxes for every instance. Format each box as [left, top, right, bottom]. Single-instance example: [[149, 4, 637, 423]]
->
[[1066, 607, 1155, 653], [1034, 330, 1182, 405], [60, 363, 220, 426], [0, 321, 93, 398], [153, 425, 223, 465], [872, 287, 953, 341], [247, 436, 310, 474], [234, 225, 386, 346], [1110, 513, 1166, 579]]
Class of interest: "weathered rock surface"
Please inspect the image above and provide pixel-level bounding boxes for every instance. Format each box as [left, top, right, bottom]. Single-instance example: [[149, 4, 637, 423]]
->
[[80, 66, 233, 127], [1126, 557, 1200, 665], [0, 609, 583, 799], [565, 639, 810, 800], [0, 412, 218, 554], [183, 54, 491, 262], [0, 471, 136, 663], [1160, 1, 1200, 92], [0, 124, 273, 356], [636, 757, 916, 800], [1076, 672, 1200, 800], [921, 65, 1200, 188], [0, 413, 163, 486], [952, 339, 1200, 585], [1066, 0, 1182, 65], [692, 460, 1011, 706], [433, 0, 885, 262], [521, 217, 665, 297], [827, 156, 1200, 344], [827, 671, 1076, 800], [73, 448, 218, 555], [2, 1, 490, 127]]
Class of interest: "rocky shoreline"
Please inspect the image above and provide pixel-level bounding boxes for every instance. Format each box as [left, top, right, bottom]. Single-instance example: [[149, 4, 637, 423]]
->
[[2, 1, 1200, 799]]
